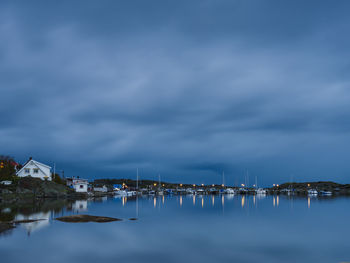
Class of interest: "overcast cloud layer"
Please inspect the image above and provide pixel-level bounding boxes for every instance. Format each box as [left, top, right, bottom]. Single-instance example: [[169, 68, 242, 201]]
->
[[1, 0, 350, 185]]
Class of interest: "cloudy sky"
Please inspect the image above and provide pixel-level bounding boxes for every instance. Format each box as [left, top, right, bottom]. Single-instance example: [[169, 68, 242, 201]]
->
[[1, 0, 350, 186]]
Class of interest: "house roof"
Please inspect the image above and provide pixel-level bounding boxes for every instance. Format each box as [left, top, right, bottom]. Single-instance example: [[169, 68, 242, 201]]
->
[[16, 158, 51, 177]]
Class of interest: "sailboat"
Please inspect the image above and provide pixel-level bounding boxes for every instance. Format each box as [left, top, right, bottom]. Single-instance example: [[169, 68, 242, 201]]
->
[[255, 176, 267, 195], [157, 174, 164, 195]]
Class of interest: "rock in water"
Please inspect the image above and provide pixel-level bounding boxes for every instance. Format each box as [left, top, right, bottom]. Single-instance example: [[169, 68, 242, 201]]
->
[[55, 214, 122, 223]]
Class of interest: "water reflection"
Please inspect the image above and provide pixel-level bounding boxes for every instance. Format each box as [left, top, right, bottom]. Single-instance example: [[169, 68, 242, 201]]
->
[[15, 212, 50, 235], [72, 200, 88, 212], [0, 199, 71, 236]]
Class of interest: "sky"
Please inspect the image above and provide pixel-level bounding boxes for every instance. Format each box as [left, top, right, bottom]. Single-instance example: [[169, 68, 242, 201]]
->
[[1, 0, 350, 186]]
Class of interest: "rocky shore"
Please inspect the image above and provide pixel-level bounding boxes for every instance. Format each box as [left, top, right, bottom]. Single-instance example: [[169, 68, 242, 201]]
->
[[0, 177, 88, 201]]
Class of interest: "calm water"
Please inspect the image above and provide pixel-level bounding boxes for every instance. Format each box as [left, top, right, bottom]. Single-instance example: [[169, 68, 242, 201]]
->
[[0, 194, 349, 263]]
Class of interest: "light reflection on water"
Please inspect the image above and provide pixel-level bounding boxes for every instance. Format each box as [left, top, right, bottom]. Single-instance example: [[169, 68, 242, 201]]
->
[[0, 195, 350, 263]]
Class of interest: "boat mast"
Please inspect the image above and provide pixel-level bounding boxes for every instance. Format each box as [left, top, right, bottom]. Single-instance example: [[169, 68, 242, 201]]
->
[[222, 171, 225, 187], [136, 168, 139, 191]]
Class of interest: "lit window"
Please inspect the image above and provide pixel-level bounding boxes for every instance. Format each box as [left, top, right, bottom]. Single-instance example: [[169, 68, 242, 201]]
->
[[24, 168, 30, 174], [33, 168, 39, 174]]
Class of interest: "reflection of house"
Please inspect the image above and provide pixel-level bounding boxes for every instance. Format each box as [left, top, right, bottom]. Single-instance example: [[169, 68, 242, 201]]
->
[[66, 177, 88, 192], [15, 212, 50, 235], [72, 200, 88, 211], [16, 157, 52, 181]]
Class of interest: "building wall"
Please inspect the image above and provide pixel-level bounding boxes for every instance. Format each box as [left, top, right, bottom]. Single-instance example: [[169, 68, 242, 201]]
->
[[74, 183, 88, 192], [17, 161, 52, 181]]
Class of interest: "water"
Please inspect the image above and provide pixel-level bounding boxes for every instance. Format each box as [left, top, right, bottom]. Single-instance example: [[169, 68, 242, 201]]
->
[[0, 195, 349, 263]]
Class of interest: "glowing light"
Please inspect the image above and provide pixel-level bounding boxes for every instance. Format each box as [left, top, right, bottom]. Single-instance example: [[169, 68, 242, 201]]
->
[[273, 196, 276, 207], [241, 184, 245, 187], [193, 184, 196, 187], [221, 184, 224, 187], [212, 195, 215, 206], [277, 195, 279, 207], [221, 195, 224, 207], [153, 197, 157, 208], [180, 196, 183, 207], [201, 197, 204, 208], [193, 195, 196, 205], [154, 183, 157, 187], [212, 184, 215, 187], [180, 184, 183, 187], [162, 195, 164, 204], [308, 197, 310, 208], [201, 184, 204, 186], [241, 196, 245, 208]]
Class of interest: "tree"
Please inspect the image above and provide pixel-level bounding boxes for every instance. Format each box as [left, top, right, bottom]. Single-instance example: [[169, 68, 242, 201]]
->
[[53, 173, 65, 185], [0, 155, 17, 180]]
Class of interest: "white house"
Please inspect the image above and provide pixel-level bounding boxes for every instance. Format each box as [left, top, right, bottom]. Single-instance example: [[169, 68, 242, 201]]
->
[[16, 158, 52, 181], [66, 177, 88, 193]]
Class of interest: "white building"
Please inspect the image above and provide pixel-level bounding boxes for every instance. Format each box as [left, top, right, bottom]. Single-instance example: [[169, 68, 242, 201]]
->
[[16, 158, 52, 181], [93, 185, 108, 193], [66, 177, 88, 193]]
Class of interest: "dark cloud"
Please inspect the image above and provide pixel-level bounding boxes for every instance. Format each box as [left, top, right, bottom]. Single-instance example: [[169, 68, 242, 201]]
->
[[1, 0, 350, 185]]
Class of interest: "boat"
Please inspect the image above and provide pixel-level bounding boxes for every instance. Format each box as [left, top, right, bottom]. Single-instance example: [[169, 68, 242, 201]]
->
[[224, 188, 235, 194], [239, 187, 248, 194], [114, 190, 128, 196], [307, 189, 318, 196], [319, 190, 332, 196], [185, 188, 194, 194], [196, 189, 205, 195], [256, 188, 267, 195], [127, 191, 137, 196]]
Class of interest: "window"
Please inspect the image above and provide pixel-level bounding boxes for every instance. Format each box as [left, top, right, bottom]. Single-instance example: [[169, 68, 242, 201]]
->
[[80, 185, 84, 189], [24, 168, 30, 174], [33, 168, 39, 174]]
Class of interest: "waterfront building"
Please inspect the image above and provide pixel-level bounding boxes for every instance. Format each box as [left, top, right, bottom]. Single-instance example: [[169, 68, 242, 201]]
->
[[66, 177, 88, 192], [16, 157, 52, 181]]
